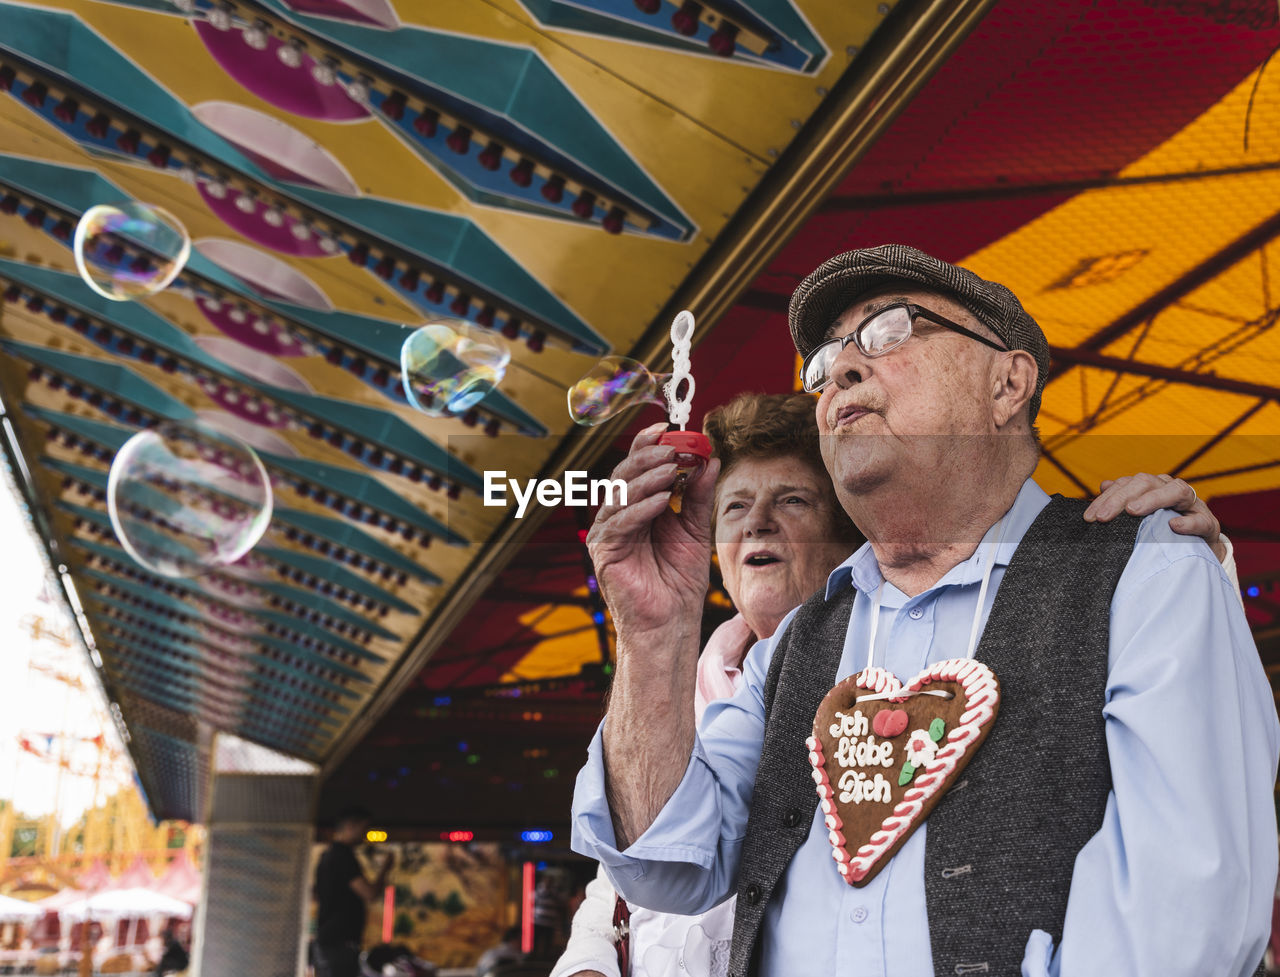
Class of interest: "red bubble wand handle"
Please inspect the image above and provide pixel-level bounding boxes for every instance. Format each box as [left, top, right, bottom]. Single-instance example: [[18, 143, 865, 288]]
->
[[657, 311, 710, 511]]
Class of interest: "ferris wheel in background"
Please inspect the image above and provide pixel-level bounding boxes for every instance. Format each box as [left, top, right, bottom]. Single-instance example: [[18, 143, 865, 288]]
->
[[5, 612, 134, 860]]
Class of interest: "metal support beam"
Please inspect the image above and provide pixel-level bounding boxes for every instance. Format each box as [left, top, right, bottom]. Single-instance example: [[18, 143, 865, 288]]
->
[[1048, 211, 1280, 380], [819, 158, 1280, 212], [190, 735, 318, 977], [1048, 346, 1280, 401]]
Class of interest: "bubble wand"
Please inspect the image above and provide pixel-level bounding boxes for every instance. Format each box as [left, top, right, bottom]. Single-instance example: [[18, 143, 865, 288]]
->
[[656, 310, 711, 512]]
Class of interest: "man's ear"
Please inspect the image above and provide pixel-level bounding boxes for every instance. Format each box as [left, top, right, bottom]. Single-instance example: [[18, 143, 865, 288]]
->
[[991, 350, 1037, 429]]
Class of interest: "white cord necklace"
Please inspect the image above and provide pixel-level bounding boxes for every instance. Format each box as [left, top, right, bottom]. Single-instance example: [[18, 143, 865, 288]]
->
[[856, 514, 1009, 703]]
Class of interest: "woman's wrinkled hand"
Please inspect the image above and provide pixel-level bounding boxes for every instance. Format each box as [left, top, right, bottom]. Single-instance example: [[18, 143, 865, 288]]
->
[[1084, 472, 1225, 561]]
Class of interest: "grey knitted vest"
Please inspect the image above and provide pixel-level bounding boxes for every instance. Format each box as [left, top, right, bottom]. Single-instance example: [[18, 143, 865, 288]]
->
[[728, 496, 1139, 977]]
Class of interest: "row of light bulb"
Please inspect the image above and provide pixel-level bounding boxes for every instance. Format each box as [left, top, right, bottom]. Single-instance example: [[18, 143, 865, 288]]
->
[[176, 0, 372, 103], [197, 177, 340, 251]]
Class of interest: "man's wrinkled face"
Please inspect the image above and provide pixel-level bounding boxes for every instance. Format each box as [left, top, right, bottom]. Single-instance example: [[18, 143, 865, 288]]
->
[[814, 287, 1002, 498]]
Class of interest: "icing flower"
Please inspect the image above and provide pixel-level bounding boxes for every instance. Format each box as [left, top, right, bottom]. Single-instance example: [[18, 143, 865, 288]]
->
[[904, 728, 939, 768]]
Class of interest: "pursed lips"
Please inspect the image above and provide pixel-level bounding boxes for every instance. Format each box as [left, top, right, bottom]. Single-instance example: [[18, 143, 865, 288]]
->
[[835, 404, 877, 428]]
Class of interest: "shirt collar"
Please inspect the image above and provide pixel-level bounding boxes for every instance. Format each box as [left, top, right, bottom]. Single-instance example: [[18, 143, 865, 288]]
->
[[824, 478, 1051, 600]]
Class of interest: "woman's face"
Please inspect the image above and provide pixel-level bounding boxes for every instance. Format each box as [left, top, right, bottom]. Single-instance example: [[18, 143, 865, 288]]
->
[[715, 455, 855, 640]]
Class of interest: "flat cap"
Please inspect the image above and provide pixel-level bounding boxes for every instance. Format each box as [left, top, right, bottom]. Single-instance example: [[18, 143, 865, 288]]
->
[[788, 244, 1050, 420]]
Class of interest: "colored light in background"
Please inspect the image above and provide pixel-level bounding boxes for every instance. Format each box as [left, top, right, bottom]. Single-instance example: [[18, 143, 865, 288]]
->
[[381, 884, 395, 943], [441, 830, 474, 842], [521, 862, 535, 954], [365, 829, 388, 842], [1247, 586, 1260, 597], [521, 829, 553, 843]]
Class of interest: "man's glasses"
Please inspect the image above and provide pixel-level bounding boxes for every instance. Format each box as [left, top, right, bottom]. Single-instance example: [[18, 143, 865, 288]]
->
[[799, 302, 1007, 393]]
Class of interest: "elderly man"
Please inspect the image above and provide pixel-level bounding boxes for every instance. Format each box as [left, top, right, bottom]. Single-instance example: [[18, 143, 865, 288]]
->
[[571, 245, 1278, 977]]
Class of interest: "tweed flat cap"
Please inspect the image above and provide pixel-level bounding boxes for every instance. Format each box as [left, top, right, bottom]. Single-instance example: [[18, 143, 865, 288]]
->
[[788, 244, 1050, 420]]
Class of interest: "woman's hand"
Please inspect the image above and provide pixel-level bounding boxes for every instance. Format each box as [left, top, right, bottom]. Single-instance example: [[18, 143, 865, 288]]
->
[[586, 423, 720, 637], [1084, 473, 1225, 561]]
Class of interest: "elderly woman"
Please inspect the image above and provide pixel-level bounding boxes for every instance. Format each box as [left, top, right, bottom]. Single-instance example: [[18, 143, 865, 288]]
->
[[550, 393, 1232, 977]]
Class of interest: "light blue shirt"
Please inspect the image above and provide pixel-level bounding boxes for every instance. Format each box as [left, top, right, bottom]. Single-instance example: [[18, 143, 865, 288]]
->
[[571, 480, 1280, 977]]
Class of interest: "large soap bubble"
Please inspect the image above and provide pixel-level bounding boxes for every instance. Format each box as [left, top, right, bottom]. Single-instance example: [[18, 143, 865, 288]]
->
[[568, 355, 673, 427], [73, 201, 191, 301], [107, 421, 273, 578], [400, 319, 510, 417]]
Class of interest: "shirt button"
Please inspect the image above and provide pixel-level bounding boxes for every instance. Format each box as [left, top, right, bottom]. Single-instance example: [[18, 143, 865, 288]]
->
[[908, 606, 924, 620], [783, 808, 803, 828], [850, 906, 869, 923], [745, 884, 761, 905]]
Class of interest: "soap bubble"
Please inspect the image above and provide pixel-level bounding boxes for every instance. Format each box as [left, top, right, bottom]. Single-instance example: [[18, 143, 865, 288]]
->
[[107, 421, 273, 578], [568, 356, 672, 427], [73, 201, 191, 301], [400, 319, 510, 416]]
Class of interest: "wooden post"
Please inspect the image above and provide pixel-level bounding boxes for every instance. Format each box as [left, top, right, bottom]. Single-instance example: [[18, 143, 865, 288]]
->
[[77, 918, 92, 977]]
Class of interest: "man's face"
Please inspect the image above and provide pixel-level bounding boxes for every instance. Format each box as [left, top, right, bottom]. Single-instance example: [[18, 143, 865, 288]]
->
[[814, 287, 1003, 499], [336, 819, 369, 843]]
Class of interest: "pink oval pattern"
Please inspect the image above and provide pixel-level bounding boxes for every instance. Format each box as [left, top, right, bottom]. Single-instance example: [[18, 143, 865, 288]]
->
[[279, 0, 398, 30], [193, 21, 369, 121]]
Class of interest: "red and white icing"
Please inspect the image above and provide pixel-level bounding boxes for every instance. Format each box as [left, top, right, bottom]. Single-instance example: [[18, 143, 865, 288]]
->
[[807, 659, 999, 885]]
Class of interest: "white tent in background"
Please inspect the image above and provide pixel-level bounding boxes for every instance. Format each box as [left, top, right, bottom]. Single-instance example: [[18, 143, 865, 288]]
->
[[0, 894, 43, 923], [32, 888, 85, 910], [58, 887, 192, 963], [153, 851, 202, 905], [57, 888, 193, 922], [76, 859, 112, 893], [113, 856, 156, 891]]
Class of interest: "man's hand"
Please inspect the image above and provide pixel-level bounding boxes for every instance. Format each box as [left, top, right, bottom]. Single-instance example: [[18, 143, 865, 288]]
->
[[375, 850, 395, 888], [1083, 473, 1226, 561], [590, 424, 719, 849], [586, 422, 720, 636]]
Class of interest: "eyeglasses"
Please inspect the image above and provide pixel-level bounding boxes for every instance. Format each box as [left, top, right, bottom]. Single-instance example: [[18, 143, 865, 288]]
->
[[799, 302, 1007, 393]]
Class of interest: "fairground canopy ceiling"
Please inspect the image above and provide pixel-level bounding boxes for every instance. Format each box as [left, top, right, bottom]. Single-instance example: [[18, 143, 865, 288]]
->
[[1, 0, 1278, 840]]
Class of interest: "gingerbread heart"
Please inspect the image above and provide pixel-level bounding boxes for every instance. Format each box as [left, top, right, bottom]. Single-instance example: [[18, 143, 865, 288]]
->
[[806, 659, 1000, 887]]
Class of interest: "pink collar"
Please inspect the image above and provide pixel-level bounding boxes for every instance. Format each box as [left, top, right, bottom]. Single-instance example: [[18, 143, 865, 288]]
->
[[694, 614, 755, 723]]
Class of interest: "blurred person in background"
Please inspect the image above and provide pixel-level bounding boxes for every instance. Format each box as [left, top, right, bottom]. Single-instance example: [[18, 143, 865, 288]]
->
[[313, 806, 394, 977], [475, 925, 523, 977], [153, 923, 188, 976], [532, 867, 571, 959]]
